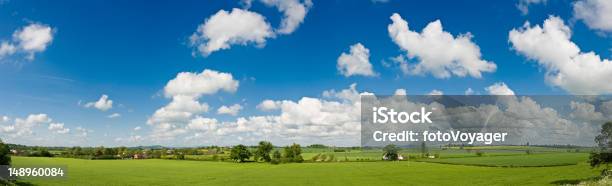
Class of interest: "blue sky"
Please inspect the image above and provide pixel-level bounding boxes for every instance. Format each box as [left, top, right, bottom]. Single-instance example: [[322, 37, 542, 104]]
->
[[0, 0, 611, 147]]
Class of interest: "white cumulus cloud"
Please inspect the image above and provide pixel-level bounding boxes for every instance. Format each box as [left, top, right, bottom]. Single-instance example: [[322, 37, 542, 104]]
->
[[465, 88, 475, 95], [394, 89, 407, 96], [387, 13, 496, 79], [186, 116, 218, 131], [217, 104, 243, 116], [14, 23, 54, 56], [509, 16, 612, 94], [485, 82, 515, 95], [427, 89, 444, 96], [0, 23, 54, 61], [0, 114, 51, 137], [0, 42, 16, 58], [85, 94, 113, 111], [164, 69, 239, 98], [337, 43, 376, 77], [259, 0, 312, 34], [190, 8, 274, 56], [148, 69, 239, 140], [257, 99, 281, 111], [573, 0, 612, 32]]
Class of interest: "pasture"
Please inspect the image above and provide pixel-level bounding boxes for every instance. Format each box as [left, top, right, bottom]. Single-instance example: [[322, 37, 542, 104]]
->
[[417, 152, 589, 167], [12, 153, 603, 185]]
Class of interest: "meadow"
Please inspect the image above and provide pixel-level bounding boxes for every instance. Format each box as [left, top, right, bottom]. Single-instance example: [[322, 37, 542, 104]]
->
[[417, 153, 588, 167], [11, 147, 604, 186]]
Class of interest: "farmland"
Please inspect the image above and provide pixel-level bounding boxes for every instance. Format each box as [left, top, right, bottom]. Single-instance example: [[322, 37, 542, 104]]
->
[[10, 146, 606, 186], [417, 153, 588, 167]]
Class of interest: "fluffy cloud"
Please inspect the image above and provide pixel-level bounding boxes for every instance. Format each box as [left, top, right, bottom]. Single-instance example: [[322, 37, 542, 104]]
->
[[246, 88, 357, 140], [259, 0, 312, 34], [186, 116, 218, 131], [190, 8, 274, 56], [14, 23, 54, 57], [148, 69, 239, 140], [517, 0, 547, 15], [386, 55, 410, 75], [337, 43, 376, 77], [145, 83, 370, 146], [388, 13, 496, 79], [148, 69, 239, 125], [569, 101, 607, 122], [485, 82, 515, 95], [190, 0, 312, 56], [0, 114, 91, 146], [0, 114, 51, 137], [0, 23, 54, 61], [133, 126, 142, 131], [0, 42, 16, 58], [509, 16, 612, 94], [85, 94, 113, 111], [164, 69, 239, 98], [464, 88, 475, 95], [427, 89, 443, 96], [142, 81, 605, 146], [257, 99, 281, 111], [485, 96, 588, 145], [217, 104, 243, 116], [573, 0, 612, 32], [394, 89, 407, 96], [363, 91, 600, 146], [221, 83, 370, 144], [48, 123, 70, 134]]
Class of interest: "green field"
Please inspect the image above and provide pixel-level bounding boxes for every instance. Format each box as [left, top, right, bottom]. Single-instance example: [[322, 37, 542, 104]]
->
[[12, 155, 603, 185], [418, 153, 588, 167]]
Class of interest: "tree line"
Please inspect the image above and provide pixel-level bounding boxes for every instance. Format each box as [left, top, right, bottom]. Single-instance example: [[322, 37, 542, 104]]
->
[[230, 141, 304, 164]]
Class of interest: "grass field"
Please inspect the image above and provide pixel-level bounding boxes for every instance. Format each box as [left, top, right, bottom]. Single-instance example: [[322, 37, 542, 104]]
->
[[12, 156, 603, 185], [418, 153, 589, 167]]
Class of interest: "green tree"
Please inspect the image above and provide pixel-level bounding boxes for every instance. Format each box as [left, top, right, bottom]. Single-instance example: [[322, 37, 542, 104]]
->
[[94, 146, 104, 156], [383, 144, 399, 161], [71, 146, 82, 156], [254, 141, 273, 162], [230, 144, 251, 162], [40, 149, 53, 157], [176, 153, 185, 160], [271, 150, 281, 164], [0, 140, 11, 165], [103, 147, 115, 156], [283, 143, 303, 163], [117, 146, 128, 157], [590, 121, 612, 171]]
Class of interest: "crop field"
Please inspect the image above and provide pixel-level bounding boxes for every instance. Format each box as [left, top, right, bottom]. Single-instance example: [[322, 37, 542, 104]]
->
[[12, 152, 603, 186], [417, 152, 589, 167]]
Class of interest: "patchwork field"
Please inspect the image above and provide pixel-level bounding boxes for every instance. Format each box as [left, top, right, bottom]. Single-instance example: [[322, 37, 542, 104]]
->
[[12, 155, 603, 186]]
